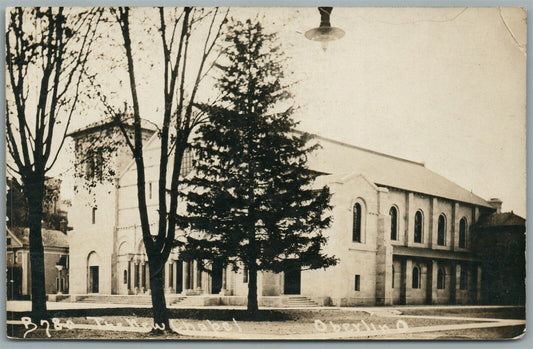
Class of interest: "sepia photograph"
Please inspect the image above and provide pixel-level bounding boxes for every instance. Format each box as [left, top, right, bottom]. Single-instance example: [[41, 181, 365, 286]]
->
[[4, 5, 527, 340]]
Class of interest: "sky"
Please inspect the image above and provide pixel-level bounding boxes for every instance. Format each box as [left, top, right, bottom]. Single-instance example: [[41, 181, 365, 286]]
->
[[285, 7, 527, 216], [27, 6, 526, 217]]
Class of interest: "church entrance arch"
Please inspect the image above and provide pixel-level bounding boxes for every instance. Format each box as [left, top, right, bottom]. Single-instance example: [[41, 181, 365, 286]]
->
[[87, 251, 100, 294]]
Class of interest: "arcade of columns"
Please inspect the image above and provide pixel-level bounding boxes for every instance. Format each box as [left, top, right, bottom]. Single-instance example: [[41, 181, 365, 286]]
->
[[124, 256, 230, 295]]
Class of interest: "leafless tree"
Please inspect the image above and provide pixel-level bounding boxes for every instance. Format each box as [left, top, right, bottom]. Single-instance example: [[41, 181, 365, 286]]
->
[[5, 7, 102, 320], [105, 6, 228, 330]]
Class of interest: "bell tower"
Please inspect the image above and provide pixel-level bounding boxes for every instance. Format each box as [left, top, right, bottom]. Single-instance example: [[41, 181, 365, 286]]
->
[[66, 119, 155, 295]]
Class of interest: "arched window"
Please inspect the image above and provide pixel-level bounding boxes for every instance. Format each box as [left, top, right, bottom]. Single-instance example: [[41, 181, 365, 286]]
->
[[414, 211, 423, 243], [412, 266, 420, 289], [437, 267, 445, 289], [389, 206, 398, 240], [437, 214, 446, 246], [460, 268, 468, 290], [459, 218, 467, 248], [353, 203, 362, 242]]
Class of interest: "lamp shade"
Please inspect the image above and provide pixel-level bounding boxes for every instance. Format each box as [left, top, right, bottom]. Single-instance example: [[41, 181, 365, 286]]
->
[[305, 7, 345, 51]]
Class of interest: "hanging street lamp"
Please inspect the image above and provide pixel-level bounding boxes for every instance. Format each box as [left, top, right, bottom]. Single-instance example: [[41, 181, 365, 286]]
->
[[305, 7, 345, 51]]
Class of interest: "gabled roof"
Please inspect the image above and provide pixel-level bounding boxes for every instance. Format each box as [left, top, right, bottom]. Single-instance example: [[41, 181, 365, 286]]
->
[[8, 227, 69, 249], [475, 212, 526, 228], [304, 132, 493, 208], [6, 228, 24, 247], [40, 228, 69, 248], [67, 118, 156, 138]]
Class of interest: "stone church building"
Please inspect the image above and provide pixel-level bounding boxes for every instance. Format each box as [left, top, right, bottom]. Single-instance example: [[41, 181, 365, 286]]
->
[[67, 122, 503, 306]]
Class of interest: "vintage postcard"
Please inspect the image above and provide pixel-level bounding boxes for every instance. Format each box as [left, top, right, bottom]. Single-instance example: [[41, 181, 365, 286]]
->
[[5, 6, 526, 340]]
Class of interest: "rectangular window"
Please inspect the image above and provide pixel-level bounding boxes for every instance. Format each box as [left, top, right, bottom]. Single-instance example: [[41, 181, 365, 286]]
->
[[85, 156, 93, 178], [56, 278, 60, 291], [243, 267, 248, 283], [181, 150, 193, 176], [86, 154, 103, 179], [134, 264, 140, 288], [460, 270, 467, 290], [92, 207, 97, 224], [169, 263, 174, 289], [127, 265, 131, 289], [7, 238, 11, 246], [149, 182, 153, 200], [354, 274, 361, 291]]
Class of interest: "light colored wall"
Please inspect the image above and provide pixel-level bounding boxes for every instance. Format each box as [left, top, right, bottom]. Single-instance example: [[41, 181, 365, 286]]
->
[[382, 188, 407, 246], [456, 205, 474, 251], [69, 128, 157, 295], [381, 188, 476, 252], [432, 262, 452, 304], [410, 193, 432, 247], [455, 263, 473, 304], [405, 259, 428, 305], [69, 180, 116, 294], [300, 174, 379, 305], [69, 130, 130, 294], [392, 259, 402, 304]]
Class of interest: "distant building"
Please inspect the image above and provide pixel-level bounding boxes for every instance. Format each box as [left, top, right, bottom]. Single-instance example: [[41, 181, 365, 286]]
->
[[67, 123, 523, 306], [6, 176, 69, 232], [472, 210, 526, 305], [6, 227, 69, 299]]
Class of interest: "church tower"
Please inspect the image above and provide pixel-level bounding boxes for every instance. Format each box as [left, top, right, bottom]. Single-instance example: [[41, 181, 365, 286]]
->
[[67, 120, 155, 295]]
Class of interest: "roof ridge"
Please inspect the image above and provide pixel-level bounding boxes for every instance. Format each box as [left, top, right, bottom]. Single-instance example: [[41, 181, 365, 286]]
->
[[67, 118, 157, 137], [293, 129, 425, 167], [421, 166, 490, 203]]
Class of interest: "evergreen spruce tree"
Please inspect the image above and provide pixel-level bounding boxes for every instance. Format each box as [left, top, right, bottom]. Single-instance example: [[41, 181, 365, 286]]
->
[[179, 19, 337, 313]]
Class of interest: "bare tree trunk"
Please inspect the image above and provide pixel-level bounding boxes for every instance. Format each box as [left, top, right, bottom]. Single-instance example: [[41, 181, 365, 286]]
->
[[111, 6, 227, 331], [26, 176, 48, 321], [247, 215, 259, 313], [148, 259, 169, 330], [247, 263, 259, 313]]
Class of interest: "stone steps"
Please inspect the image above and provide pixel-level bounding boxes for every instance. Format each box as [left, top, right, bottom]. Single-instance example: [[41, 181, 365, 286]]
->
[[67, 295, 152, 304], [285, 296, 319, 307], [57, 294, 320, 307], [63, 294, 185, 305], [170, 297, 199, 306]]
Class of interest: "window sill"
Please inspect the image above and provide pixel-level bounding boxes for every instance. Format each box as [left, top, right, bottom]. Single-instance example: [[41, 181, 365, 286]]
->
[[348, 244, 377, 253]]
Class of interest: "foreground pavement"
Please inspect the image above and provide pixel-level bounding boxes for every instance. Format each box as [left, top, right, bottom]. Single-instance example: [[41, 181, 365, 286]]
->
[[6, 300, 524, 312], [6, 302, 525, 340]]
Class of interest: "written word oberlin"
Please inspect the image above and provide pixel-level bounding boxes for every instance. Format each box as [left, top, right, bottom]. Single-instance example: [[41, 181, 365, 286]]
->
[[314, 319, 409, 333]]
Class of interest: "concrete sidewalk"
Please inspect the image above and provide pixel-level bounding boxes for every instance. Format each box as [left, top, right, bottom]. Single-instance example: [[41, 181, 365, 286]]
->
[[6, 300, 524, 313]]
